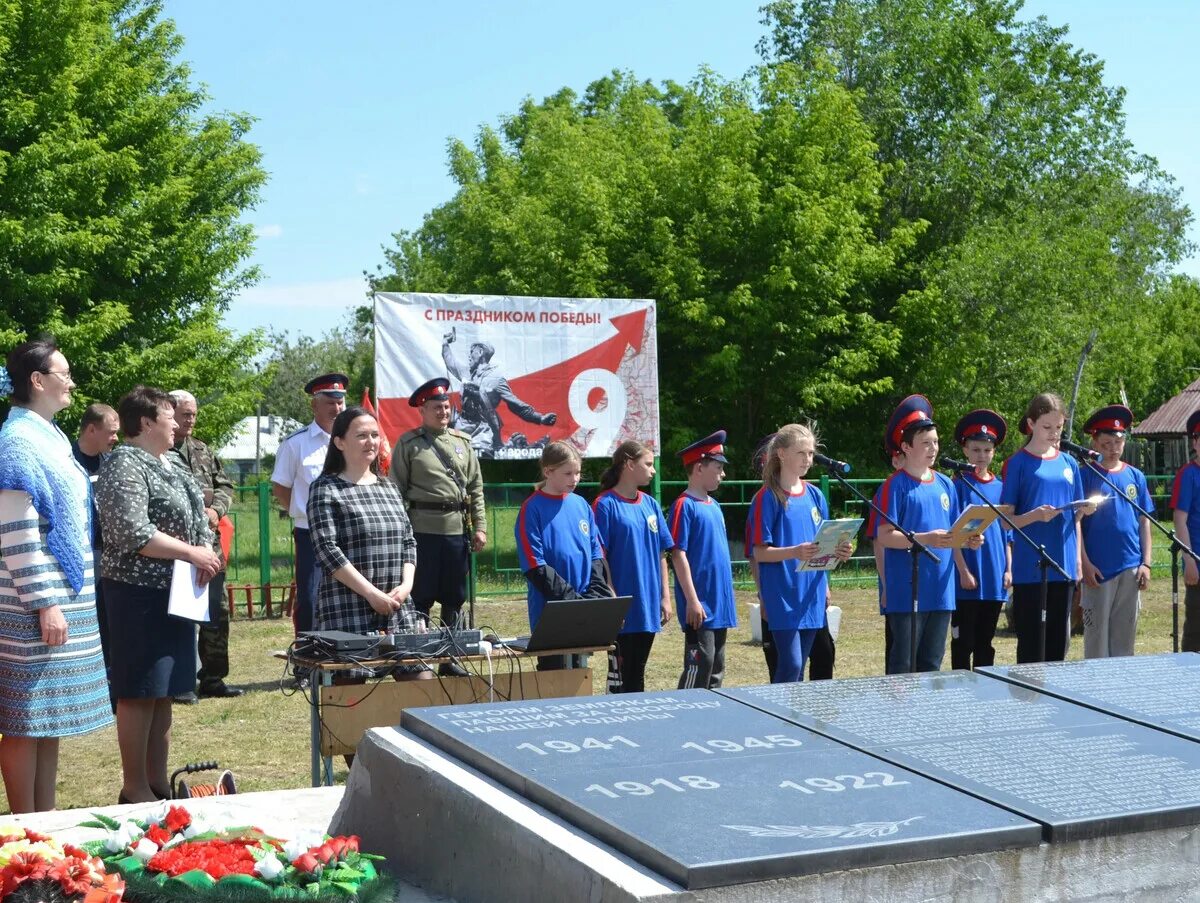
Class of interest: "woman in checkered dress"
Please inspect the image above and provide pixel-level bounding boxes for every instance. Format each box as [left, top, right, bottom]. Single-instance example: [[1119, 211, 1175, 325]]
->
[[307, 407, 419, 650]]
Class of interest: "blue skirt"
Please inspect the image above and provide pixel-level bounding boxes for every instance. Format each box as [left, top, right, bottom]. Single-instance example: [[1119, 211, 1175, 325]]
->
[[103, 579, 196, 699]]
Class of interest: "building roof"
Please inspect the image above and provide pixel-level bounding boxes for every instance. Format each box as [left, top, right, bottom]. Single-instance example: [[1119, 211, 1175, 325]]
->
[[217, 415, 295, 461], [1133, 377, 1200, 437]]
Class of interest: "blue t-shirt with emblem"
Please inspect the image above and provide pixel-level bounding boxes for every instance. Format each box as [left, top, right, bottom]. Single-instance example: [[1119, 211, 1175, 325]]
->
[[1000, 448, 1084, 584], [515, 490, 603, 628], [1172, 462, 1200, 551], [746, 484, 829, 630], [880, 469, 959, 614], [667, 493, 736, 630], [1081, 462, 1152, 582], [953, 472, 1011, 602], [593, 489, 674, 634]]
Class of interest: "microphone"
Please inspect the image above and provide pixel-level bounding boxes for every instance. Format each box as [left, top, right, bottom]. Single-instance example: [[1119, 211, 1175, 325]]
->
[[814, 452, 851, 474], [939, 456, 976, 475], [1059, 436, 1102, 463]]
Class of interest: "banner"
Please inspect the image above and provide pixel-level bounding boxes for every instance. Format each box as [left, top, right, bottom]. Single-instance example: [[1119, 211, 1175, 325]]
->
[[375, 293, 660, 460]]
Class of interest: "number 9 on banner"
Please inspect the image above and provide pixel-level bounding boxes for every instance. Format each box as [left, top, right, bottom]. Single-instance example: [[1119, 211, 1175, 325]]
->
[[569, 368, 627, 456]]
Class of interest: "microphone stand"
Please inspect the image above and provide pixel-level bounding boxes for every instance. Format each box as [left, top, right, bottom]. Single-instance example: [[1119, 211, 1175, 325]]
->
[[949, 465, 1070, 662], [820, 461, 938, 674], [1072, 453, 1200, 653]]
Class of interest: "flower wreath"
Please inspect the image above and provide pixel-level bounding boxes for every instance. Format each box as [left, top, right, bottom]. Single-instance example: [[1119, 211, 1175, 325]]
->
[[79, 804, 393, 902], [0, 823, 124, 902]]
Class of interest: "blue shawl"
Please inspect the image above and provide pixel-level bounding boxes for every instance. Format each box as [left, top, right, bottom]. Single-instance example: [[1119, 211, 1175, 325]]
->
[[0, 406, 90, 593]]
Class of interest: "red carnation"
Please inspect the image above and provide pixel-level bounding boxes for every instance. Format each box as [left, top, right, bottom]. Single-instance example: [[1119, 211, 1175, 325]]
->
[[164, 805, 192, 834], [145, 823, 171, 846], [1, 851, 50, 895], [22, 829, 51, 843], [345, 835, 360, 853], [48, 857, 96, 897]]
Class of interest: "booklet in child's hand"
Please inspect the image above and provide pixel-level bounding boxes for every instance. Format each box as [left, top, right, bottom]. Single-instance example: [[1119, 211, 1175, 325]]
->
[[947, 504, 1014, 547], [798, 518, 864, 572]]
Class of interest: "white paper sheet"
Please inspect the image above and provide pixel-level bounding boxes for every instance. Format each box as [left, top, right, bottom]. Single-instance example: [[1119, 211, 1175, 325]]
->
[[169, 558, 211, 622]]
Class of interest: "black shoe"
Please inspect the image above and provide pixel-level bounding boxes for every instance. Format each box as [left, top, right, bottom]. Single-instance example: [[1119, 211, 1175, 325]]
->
[[198, 681, 244, 699], [438, 662, 469, 678], [172, 691, 199, 705]]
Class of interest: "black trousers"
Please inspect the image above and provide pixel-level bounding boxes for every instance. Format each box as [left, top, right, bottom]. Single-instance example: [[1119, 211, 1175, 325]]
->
[[762, 615, 835, 681], [197, 571, 229, 688], [1183, 584, 1200, 653], [412, 532, 469, 627], [678, 627, 727, 689], [608, 631, 656, 693], [950, 600, 1003, 670], [1013, 581, 1073, 663]]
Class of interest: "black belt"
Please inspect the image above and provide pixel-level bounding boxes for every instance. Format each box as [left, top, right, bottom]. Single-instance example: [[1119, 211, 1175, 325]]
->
[[408, 499, 468, 512]]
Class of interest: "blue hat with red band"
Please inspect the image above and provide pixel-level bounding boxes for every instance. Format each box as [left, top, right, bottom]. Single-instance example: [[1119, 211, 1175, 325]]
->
[[1084, 404, 1134, 438], [408, 377, 451, 408], [885, 395, 935, 454], [304, 372, 348, 398], [1187, 409, 1200, 438], [955, 409, 1007, 446], [679, 430, 728, 466]]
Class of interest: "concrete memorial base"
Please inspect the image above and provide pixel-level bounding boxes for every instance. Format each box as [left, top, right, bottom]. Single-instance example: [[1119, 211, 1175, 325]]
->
[[331, 726, 1200, 903]]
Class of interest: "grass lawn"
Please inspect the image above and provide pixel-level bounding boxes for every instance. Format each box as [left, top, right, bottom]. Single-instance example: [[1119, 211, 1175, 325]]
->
[[13, 576, 1185, 815]]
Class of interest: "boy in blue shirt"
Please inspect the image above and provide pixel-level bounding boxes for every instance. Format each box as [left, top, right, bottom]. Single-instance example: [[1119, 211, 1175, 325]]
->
[[1171, 410, 1200, 652], [950, 409, 1011, 670], [877, 396, 982, 674], [1079, 405, 1153, 658], [669, 431, 736, 689]]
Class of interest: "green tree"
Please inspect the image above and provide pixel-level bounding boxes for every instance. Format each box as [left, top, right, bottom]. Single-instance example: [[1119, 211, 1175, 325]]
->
[[261, 309, 374, 428], [0, 0, 267, 438], [761, 0, 1196, 439], [373, 67, 918, 465]]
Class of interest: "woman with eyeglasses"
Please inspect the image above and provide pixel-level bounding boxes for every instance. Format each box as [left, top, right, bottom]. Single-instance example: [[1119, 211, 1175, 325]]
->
[[0, 339, 112, 812]]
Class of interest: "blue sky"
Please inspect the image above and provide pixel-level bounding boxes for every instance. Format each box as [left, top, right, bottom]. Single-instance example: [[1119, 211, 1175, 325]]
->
[[162, 0, 1200, 340]]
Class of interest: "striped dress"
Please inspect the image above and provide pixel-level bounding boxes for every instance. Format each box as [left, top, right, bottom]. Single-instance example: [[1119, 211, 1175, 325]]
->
[[0, 419, 113, 737]]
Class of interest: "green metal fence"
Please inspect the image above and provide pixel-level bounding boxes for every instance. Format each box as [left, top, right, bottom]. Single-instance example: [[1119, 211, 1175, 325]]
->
[[229, 471, 1187, 606]]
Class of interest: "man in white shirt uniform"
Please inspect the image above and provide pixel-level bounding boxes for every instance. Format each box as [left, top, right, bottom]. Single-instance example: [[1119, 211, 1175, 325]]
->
[[271, 373, 347, 648]]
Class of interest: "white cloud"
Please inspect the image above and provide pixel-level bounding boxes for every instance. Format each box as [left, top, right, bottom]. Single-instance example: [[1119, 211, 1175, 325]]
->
[[236, 276, 370, 310], [255, 223, 284, 239]]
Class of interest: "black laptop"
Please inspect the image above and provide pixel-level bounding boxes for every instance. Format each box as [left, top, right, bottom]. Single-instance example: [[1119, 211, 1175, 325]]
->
[[505, 596, 632, 653]]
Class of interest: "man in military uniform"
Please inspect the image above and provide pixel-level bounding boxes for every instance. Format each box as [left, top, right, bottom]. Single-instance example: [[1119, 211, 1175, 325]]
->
[[168, 390, 242, 700], [441, 329, 557, 456], [271, 374, 347, 652], [392, 378, 486, 673]]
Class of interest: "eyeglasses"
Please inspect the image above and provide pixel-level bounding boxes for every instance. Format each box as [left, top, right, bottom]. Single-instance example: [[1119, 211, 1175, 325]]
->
[[41, 369, 74, 383]]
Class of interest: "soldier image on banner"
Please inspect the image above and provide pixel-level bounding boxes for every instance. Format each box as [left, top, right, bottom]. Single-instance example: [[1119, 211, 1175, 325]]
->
[[441, 327, 557, 458]]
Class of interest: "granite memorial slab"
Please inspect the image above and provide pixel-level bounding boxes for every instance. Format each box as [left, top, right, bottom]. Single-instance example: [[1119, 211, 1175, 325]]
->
[[719, 671, 1200, 842], [400, 690, 1039, 889], [978, 653, 1200, 742]]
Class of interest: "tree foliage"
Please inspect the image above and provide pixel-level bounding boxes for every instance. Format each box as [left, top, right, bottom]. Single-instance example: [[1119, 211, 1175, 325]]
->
[[760, 0, 1198, 442], [374, 66, 918, 463], [261, 307, 374, 428], [0, 0, 267, 441]]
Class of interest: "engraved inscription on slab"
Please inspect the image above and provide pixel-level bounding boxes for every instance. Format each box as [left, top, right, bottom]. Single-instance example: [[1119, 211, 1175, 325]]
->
[[979, 653, 1200, 741], [401, 690, 1038, 888], [720, 671, 1200, 841]]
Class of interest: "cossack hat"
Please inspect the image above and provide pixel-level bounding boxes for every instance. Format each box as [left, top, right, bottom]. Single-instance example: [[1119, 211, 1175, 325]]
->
[[679, 430, 728, 466], [408, 377, 451, 408], [955, 409, 1007, 446], [885, 395, 935, 454], [304, 373, 348, 398], [1084, 404, 1134, 438], [1187, 409, 1200, 438]]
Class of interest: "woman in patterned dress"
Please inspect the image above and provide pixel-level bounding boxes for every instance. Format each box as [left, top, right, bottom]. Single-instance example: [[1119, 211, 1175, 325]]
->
[[96, 386, 221, 804], [307, 406, 421, 679], [0, 339, 113, 812]]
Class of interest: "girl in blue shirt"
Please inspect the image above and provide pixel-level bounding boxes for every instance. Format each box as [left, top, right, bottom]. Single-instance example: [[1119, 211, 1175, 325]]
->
[[515, 441, 607, 670], [593, 440, 673, 693], [999, 392, 1093, 663], [747, 424, 852, 683]]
